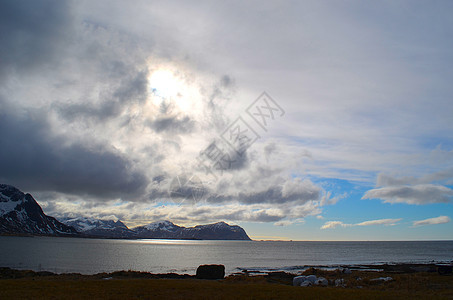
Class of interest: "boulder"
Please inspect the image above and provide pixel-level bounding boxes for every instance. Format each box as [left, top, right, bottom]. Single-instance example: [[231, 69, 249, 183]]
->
[[306, 274, 317, 284], [343, 268, 352, 274], [437, 265, 453, 275], [316, 277, 328, 286], [293, 276, 307, 286], [335, 278, 345, 287], [195, 264, 225, 279], [294, 275, 329, 287], [300, 280, 312, 287], [370, 276, 392, 282]]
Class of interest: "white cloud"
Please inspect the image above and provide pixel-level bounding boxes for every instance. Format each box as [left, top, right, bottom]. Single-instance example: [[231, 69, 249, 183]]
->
[[274, 218, 305, 227], [321, 218, 402, 229], [321, 221, 349, 229], [356, 218, 401, 226], [362, 184, 453, 205], [412, 216, 451, 227]]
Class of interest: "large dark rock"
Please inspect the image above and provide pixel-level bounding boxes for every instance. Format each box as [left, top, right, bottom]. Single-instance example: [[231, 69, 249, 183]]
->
[[195, 264, 225, 280], [437, 264, 453, 275]]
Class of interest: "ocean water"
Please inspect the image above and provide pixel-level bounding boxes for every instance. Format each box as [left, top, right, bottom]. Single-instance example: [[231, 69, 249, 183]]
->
[[0, 236, 452, 275]]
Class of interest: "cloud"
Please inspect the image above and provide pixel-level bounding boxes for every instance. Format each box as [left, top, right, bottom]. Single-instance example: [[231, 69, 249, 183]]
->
[[376, 169, 453, 187], [412, 216, 451, 227], [2, 0, 452, 231], [55, 70, 149, 122], [42, 198, 319, 227], [362, 184, 453, 205], [355, 218, 401, 226], [0, 0, 74, 78], [0, 104, 148, 199], [148, 115, 195, 134], [321, 221, 348, 229], [207, 176, 322, 205], [321, 218, 402, 229]]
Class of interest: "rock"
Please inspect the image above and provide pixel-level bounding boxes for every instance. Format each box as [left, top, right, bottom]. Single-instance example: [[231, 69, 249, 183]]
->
[[295, 275, 328, 287], [335, 278, 345, 287], [266, 271, 294, 281], [300, 280, 312, 287], [343, 268, 352, 274], [437, 265, 453, 275], [316, 277, 328, 286], [293, 275, 307, 286], [370, 276, 392, 282], [306, 274, 317, 284], [195, 264, 225, 280]]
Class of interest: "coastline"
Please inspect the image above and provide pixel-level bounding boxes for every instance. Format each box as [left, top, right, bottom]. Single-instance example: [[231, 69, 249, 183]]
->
[[1, 263, 452, 299]]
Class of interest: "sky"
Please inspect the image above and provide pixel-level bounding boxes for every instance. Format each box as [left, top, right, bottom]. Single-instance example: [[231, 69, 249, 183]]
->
[[0, 0, 452, 241]]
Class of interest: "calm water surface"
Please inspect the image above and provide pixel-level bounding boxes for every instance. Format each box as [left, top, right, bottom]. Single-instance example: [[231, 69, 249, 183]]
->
[[1, 236, 452, 275]]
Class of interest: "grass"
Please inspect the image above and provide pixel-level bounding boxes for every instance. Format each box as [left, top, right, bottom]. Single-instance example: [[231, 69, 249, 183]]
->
[[0, 269, 452, 299]]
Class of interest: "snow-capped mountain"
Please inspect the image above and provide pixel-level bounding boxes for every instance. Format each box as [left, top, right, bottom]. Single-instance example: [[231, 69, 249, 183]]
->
[[133, 221, 251, 240], [61, 217, 136, 238], [0, 184, 251, 240], [0, 184, 77, 236], [133, 220, 182, 239]]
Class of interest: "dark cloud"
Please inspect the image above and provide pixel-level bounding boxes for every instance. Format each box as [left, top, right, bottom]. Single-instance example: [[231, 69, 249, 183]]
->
[[368, 171, 453, 205], [55, 69, 149, 122], [0, 103, 148, 199], [149, 115, 195, 134], [208, 183, 320, 205], [205, 75, 235, 131], [198, 140, 250, 172], [0, 0, 73, 78]]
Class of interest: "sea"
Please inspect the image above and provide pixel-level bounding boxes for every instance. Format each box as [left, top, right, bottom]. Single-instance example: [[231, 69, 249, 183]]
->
[[1, 236, 452, 275]]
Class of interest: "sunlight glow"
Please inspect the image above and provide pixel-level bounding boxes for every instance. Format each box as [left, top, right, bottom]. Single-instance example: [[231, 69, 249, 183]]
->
[[147, 66, 202, 114], [149, 69, 180, 99]]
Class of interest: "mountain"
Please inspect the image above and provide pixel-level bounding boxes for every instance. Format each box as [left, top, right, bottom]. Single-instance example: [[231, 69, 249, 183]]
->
[[0, 184, 251, 240], [0, 184, 77, 236], [179, 221, 251, 240], [61, 217, 136, 238], [133, 221, 251, 240], [133, 220, 182, 239]]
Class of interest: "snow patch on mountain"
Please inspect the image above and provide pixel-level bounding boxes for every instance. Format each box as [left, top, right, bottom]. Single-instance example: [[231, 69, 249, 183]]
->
[[61, 217, 128, 232], [144, 220, 177, 231], [0, 184, 78, 236], [0, 199, 21, 216], [133, 220, 251, 240], [0, 185, 24, 216]]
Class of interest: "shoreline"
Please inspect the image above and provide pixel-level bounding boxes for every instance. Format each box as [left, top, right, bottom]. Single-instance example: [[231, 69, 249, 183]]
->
[[1, 262, 450, 279], [2, 261, 452, 277], [1, 263, 452, 299]]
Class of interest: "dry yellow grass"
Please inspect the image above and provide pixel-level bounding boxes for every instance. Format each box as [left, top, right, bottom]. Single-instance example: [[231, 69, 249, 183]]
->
[[1, 271, 452, 300]]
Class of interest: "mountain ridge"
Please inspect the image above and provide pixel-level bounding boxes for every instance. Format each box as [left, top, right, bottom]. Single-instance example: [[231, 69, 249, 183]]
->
[[0, 184, 78, 236], [132, 220, 251, 240], [1, 184, 251, 240]]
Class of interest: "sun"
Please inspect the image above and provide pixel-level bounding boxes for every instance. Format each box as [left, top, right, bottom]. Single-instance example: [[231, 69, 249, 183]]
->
[[147, 67, 201, 113], [149, 69, 180, 99]]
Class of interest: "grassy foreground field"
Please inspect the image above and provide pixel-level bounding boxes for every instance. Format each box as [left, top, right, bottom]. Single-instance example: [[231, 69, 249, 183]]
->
[[0, 269, 452, 299]]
